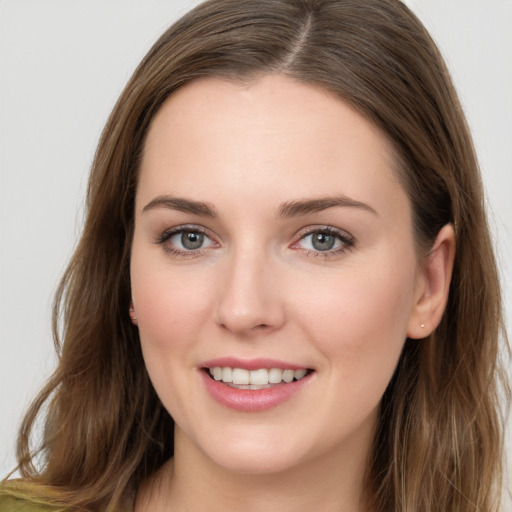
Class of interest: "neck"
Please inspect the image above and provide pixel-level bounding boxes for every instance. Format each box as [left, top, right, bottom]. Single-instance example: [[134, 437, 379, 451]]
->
[[136, 424, 374, 512]]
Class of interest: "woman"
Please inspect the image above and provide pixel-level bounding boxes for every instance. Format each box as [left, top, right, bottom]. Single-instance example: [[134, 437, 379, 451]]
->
[[1, 0, 509, 511]]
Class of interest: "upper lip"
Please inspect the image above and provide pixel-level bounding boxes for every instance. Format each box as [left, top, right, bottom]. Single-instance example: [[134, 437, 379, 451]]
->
[[200, 357, 311, 371]]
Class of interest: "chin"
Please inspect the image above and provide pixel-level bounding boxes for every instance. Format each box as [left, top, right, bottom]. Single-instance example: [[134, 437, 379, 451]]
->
[[209, 447, 304, 476], [185, 425, 309, 476]]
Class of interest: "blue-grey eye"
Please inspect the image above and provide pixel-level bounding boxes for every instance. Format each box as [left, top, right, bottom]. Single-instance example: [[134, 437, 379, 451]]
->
[[311, 232, 336, 251], [165, 229, 214, 251], [181, 231, 204, 250], [296, 229, 351, 253]]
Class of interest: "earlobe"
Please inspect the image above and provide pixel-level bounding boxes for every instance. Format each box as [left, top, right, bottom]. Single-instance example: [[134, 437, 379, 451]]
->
[[407, 224, 456, 339], [129, 301, 138, 325]]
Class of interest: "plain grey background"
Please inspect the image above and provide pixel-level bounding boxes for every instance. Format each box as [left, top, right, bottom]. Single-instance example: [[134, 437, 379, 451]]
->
[[1, 0, 511, 501]]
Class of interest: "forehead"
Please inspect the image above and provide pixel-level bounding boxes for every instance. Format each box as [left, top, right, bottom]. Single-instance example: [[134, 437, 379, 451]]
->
[[138, 74, 407, 219], [143, 74, 396, 158]]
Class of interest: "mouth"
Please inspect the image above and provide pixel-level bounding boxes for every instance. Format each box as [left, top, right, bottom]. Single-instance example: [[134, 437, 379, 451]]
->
[[204, 367, 313, 390], [200, 360, 315, 412]]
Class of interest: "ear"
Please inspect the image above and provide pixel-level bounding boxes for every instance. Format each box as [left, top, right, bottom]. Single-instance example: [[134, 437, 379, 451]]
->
[[129, 301, 138, 326], [407, 224, 455, 339]]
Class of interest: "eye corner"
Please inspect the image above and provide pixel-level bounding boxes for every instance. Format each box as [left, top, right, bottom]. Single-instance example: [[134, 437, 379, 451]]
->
[[154, 224, 219, 258], [291, 225, 356, 258]]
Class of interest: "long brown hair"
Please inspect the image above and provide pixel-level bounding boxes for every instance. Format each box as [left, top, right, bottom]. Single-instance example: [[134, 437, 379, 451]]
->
[[4, 1, 509, 510]]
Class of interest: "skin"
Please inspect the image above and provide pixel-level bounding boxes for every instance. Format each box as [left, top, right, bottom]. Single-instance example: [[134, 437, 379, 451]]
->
[[130, 75, 455, 511]]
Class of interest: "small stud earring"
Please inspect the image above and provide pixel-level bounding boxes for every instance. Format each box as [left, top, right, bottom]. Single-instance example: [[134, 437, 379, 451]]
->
[[420, 323, 425, 328]]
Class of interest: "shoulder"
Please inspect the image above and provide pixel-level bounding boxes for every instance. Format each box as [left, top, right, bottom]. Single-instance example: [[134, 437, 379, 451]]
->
[[0, 494, 61, 512], [0, 481, 71, 512], [0, 481, 133, 512]]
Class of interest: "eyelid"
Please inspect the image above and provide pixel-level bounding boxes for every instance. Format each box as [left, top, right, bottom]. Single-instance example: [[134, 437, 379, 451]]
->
[[291, 225, 355, 255], [154, 224, 219, 256], [153, 223, 355, 259]]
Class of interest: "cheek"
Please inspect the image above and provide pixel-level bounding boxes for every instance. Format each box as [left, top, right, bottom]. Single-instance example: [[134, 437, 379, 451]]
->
[[295, 257, 416, 381], [136, 281, 204, 341], [130, 260, 216, 416], [130, 252, 215, 360]]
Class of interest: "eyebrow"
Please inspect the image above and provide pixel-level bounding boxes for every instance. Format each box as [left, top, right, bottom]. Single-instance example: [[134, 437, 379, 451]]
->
[[278, 195, 377, 217], [142, 194, 377, 218], [142, 195, 218, 217]]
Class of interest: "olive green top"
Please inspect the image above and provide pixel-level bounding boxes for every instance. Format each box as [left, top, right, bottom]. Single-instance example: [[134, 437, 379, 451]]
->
[[0, 480, 133, 512], [0, 494, 64, 511]]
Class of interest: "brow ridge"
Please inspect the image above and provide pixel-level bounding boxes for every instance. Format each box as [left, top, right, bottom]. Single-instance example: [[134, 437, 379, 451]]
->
[[278, 196, 377, 217], [142, 195, 218, 217], [142, 194, 376, 218]]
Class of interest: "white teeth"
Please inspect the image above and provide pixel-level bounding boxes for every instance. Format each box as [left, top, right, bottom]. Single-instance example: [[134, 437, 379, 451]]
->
[[208, 366, 309, 386], [268, 368, 283, 383], [222, 367, 233, 382], [294, 369, 307, 380], [249, 369, 269, 385], [232, 368, 250, 385], [282, 369, 294, 383]]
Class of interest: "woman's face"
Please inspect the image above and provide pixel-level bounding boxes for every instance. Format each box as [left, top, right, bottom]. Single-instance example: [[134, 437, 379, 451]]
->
[[131, 75, 425, 476]]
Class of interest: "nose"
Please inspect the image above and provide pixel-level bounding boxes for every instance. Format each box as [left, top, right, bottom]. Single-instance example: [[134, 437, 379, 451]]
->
[[215, 249, 286, 336]]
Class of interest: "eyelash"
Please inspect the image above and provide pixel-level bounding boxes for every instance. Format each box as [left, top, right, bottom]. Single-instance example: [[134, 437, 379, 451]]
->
[[154, 225, 214, 258], [154, 225, 355, 259], [293, 226, 355, 258]]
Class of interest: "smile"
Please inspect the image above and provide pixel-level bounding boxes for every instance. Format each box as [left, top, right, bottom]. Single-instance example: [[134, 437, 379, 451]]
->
[[207, 367, 309, 389], [200, 360, 315, 412]]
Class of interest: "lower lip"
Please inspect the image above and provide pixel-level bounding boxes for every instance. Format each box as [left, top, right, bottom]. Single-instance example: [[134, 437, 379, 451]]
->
[[200, 370, 313, 412]]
